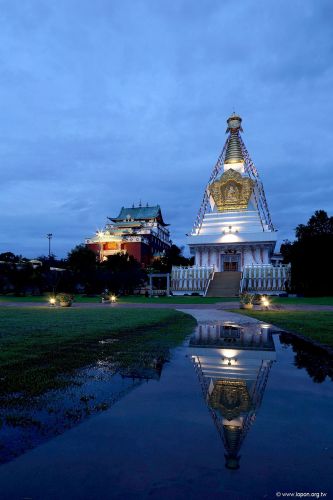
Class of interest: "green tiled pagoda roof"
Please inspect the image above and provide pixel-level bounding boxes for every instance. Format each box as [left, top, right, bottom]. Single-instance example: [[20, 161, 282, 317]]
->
[[109, 205, 168, 226], [111, 221, 143, 228]]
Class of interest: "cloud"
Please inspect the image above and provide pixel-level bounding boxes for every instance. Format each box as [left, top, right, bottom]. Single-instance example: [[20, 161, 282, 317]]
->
[[0, 0, 332, 257]]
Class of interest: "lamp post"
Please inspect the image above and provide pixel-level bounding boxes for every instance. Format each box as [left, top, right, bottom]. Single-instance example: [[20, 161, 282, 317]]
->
[[47, 233, 53, 259]]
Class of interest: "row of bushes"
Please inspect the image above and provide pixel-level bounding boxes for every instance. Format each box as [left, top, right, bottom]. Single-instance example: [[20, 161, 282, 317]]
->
[[0, 244, 193, 297]]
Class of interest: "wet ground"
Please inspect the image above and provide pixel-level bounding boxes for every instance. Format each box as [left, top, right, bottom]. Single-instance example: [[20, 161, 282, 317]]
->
[[0, 310, 332, 499]]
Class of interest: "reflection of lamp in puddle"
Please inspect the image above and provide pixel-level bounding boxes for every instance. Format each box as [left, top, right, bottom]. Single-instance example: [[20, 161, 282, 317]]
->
[[260, 323, 270, 341], [222, 356, 238, 366], [223, 225, 239, 235]]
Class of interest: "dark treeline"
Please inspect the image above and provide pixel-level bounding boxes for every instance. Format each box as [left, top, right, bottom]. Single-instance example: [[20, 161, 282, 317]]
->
[[281, 210, 333, 296], [3, 210, 331, 297], [0, 244, 193, 296]]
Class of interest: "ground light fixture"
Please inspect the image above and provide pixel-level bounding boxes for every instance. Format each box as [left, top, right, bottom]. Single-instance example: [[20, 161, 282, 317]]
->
[[261, 297, 270, 309], [49, 297, 56, 306], [110, 295, 117, 303]]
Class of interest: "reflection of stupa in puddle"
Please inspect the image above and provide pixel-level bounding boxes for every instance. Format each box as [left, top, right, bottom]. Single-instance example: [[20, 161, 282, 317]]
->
[[190, 322, 276, 469]]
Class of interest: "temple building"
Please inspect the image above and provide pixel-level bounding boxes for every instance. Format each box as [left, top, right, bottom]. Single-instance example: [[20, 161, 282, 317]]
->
[[171, 113, 289, 296], [85, 204, 171, 266], [190, 321, 276, 469]]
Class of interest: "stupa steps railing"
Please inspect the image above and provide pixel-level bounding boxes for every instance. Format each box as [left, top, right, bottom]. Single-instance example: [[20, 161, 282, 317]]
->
[[240, 264, 290, 293], [171, 266, 214, 293], [204, 268, 215, 296]]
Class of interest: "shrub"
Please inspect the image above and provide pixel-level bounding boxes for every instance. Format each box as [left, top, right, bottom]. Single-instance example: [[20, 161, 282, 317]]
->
[[56, 293, 73, 304], [240, 292, 254, 305]]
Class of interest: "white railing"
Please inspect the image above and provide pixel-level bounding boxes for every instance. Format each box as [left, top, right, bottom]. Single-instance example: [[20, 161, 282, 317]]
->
[[171, 266, 214, 294], [204, 268, 215, 297], [240, 264, 290, 293]]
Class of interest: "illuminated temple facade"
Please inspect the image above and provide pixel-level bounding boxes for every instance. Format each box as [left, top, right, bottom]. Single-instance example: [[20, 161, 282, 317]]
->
[[85, 204, 171, 266], [171, 113, 289, 296]]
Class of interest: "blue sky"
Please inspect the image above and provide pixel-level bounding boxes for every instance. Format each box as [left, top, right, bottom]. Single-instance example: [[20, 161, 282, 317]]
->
[[0, 0, 332, 257]]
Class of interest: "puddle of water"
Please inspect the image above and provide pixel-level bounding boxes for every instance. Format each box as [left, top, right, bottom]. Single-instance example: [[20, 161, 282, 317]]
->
[[189, 321, 276, 471], [0, 351, 164, 464], [0, 321, 332, 499]]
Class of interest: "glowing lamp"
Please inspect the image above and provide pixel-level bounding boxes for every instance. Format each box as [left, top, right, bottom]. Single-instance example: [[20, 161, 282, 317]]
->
[[49, 297, 56, 306], [222, 356, 237, 366], [261, 297, 270, 309], [110, 295, 117, 303]]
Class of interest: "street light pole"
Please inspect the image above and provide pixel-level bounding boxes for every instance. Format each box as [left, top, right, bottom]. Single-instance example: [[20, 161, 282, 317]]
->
[[47, 233, 53, 259]]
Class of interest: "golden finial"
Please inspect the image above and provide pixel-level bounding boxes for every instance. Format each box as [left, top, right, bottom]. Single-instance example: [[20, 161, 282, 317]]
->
[[226, 112, 243, 133]]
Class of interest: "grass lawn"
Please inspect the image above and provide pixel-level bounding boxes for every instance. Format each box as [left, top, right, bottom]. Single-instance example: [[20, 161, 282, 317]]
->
[[234, 309, 333, 347], [271, 296, 333, 306], [0, 294, 97, 303], [0, 307, 196, 399]]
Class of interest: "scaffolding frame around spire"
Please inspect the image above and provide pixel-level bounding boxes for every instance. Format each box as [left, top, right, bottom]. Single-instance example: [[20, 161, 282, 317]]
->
[[191, 130, 274, 234], [239, 134, 274, 231]]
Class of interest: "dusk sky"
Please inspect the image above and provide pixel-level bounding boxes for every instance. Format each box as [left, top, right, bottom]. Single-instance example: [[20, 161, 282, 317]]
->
[[1, 0, 333, 258]]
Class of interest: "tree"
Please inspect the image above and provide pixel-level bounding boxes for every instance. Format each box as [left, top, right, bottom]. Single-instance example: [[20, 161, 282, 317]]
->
[[150, 244, 194, 273], [281, 210, 333, 296], [295, 210, 333, 240], [99, 253, 146, 294], [67, 245, 97, 273], [0, 252, 21, 263], [66, 245, 98, 294]]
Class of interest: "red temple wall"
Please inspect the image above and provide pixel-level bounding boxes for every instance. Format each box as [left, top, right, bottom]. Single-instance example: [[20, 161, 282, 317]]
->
[[86, 243, 100, 254], [87, 241, 155, 267]]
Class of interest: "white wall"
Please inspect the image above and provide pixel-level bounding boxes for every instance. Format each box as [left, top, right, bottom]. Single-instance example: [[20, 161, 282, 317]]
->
[[195, 244, 273, 271]]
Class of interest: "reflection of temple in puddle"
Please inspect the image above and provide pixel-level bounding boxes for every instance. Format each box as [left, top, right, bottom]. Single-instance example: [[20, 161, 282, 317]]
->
[[190, 322, 276, 470], [119, 357, 164, 381]]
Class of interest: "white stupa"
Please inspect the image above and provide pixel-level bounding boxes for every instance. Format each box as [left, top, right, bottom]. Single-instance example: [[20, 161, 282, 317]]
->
[[171, 113, 289, 296]]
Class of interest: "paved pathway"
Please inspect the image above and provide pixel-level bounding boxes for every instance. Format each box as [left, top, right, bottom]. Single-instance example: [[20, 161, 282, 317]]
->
[[176, 307, 261, 324]]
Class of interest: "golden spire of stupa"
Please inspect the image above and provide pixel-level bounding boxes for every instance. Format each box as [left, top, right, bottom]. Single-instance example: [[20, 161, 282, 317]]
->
[[225, 112, 244, 165]]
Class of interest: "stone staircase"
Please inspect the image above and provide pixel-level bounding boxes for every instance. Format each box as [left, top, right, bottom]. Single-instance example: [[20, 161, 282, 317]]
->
[[206, 271, 241, 297]]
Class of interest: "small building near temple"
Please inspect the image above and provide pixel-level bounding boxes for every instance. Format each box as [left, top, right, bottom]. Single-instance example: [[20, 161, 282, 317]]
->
[[85, 204, 171, 266], [171, 112, 289, 296]]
